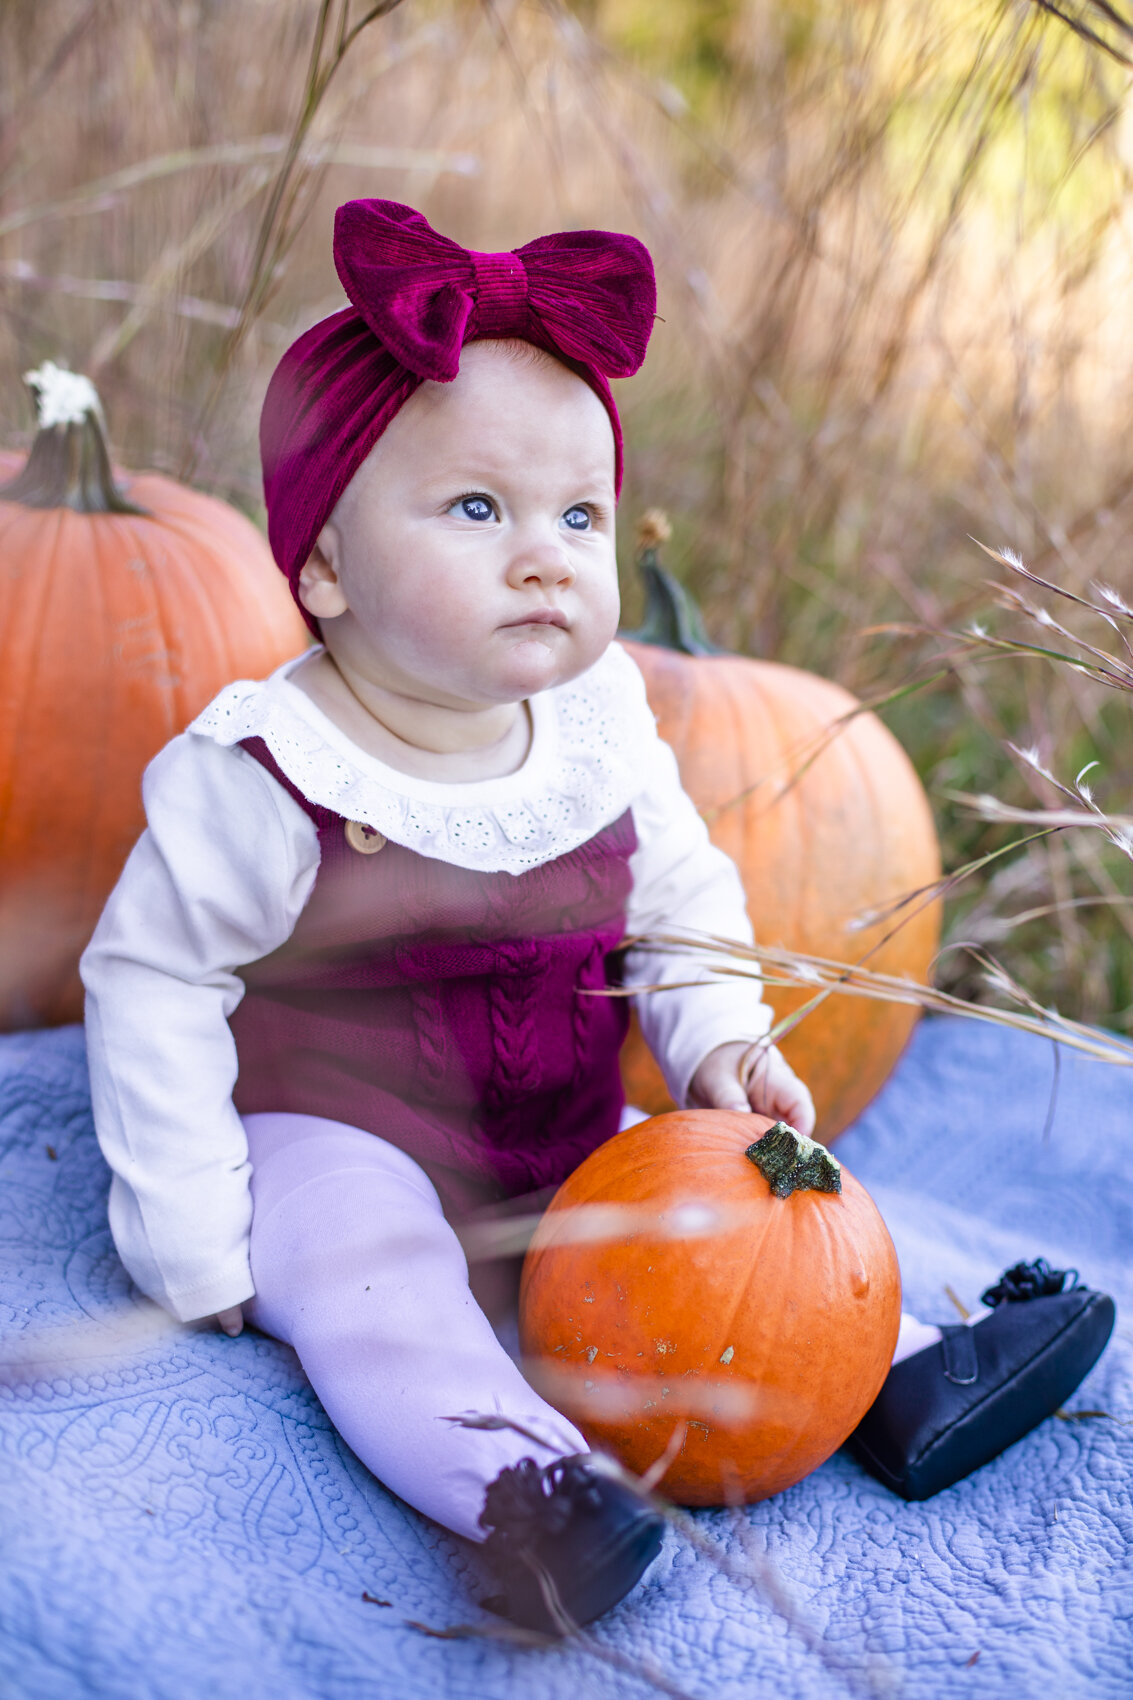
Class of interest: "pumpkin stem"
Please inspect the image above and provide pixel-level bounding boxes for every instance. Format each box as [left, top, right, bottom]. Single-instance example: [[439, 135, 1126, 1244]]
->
[[619, 508, 723, 656], [1, 362, 147, 515], [745, 1122, 842, 1198]]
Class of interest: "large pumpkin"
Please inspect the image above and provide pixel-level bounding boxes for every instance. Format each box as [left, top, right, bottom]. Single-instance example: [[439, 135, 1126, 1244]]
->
[[619, 524, 941, 1138], [0, 365, 308, 1029], [520, 1111, 901, 1505]]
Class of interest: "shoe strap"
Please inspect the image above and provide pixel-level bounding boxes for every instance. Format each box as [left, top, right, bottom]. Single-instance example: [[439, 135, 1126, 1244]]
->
[[940, 1324, 978, 1385]]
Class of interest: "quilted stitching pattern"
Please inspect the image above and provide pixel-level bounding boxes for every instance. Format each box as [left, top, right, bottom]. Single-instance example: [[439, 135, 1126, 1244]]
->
[[0, 1020, 1129, 1699]]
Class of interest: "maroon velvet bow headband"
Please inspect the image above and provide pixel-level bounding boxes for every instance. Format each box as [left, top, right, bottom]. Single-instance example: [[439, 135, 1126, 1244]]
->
[[260, 198, 657, 630]]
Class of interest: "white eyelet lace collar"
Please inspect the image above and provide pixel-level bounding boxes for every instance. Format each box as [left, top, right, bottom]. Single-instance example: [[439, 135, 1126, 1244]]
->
[[189, 642, 653, 874]]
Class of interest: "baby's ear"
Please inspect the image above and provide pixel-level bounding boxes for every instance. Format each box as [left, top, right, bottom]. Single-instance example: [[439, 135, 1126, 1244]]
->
[[298, 530, 349, 620]]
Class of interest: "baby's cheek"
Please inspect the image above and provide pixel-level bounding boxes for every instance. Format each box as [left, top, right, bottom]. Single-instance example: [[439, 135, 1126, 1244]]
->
[[586, 573, 622, 643]]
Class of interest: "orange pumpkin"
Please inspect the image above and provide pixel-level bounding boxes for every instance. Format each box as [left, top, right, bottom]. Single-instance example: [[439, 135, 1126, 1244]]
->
[[520, 1110, 901, 1505], [0, 365, 308, 1029], [619, 523, 941, 1138]]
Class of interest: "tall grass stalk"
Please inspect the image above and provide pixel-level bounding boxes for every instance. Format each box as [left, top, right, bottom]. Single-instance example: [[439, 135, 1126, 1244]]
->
[[4, 0, 1133, 1022]]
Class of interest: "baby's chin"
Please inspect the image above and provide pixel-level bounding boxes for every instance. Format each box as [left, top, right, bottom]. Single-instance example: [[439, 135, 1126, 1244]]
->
[[490, 631, 608, 698]]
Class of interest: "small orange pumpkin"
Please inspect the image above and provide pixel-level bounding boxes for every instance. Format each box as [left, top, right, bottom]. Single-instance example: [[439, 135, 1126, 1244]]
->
[[619, 520, 941, 1138], [0, 365, 308, 1029], [520, 1111, 901, 1505]]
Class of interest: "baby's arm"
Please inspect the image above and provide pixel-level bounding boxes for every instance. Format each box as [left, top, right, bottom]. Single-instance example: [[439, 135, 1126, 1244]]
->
[[81, 734, 319, 1326], [616, 649, 814, 1133]]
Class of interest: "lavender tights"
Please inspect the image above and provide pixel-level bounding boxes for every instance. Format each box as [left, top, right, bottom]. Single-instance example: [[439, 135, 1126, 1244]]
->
[[242, 1111, 586, 1542], [242, 1111, 943, 1540]]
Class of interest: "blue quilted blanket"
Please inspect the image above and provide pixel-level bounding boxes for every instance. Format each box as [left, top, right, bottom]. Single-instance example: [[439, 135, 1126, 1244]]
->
[[1, 1018, 1129, 1700]]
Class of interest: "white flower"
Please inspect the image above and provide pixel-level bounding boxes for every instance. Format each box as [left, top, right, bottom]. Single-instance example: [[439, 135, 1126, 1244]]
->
[[23, 362, 101, 430]]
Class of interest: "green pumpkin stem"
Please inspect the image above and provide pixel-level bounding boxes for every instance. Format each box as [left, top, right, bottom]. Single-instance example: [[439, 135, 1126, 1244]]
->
[[1, 363, 147, 515], [746, 1122, 842, 1198], [619, 508, 723, 656]]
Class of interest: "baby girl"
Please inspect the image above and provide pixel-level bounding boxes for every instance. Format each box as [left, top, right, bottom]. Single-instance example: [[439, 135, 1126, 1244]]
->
[[81, 199, 1113, 1636]]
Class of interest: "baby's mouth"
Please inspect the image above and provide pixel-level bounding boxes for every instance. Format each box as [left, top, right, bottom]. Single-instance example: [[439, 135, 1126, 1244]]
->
[[504, 610, 569, 630]]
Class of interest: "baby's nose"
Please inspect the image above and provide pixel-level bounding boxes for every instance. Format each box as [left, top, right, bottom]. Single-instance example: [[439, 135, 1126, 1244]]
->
[[507, 542, 576, 587]]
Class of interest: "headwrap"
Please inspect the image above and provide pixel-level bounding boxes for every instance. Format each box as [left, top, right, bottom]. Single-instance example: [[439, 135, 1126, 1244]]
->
[[260, 198, 657, 631]]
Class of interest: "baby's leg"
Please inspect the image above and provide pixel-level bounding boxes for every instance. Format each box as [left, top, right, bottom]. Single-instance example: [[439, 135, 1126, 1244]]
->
[[893, 1313, 945, 1363], [242, 1112, 587, 1542]]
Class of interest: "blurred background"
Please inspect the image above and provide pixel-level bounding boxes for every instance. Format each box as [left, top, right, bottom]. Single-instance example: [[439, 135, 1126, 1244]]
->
[[4, 0, 1133, 1030]]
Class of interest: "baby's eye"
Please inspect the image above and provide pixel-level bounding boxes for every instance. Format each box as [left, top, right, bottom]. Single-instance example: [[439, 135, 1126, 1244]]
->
[[453, 494, 496, 522], [562, 506, 592, 531]]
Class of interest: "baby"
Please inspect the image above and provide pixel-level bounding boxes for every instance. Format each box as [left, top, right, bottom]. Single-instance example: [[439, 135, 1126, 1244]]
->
[[81, 200, 1113, 1636]]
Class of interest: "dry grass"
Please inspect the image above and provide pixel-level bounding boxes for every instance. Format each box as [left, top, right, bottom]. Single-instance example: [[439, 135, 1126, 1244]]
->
[[8, 17, 1132, 1688], [4, 0, 1133, 1025]]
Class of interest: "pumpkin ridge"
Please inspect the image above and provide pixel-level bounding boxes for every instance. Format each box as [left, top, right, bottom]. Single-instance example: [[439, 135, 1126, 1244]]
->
[[0, 372, 308, 1027], [151, 497, 243, 555], [135, 511, 186, 742], [84, 512, 127, 927], [804, 1179, 901, 1403], [721, 661, 755, 841], [161, 523, 223, 724], [703, 1168, 785, 1395], [27, 505, 71, 783], [783, 678, 824, 966], [536, 1142, 724, 1243], [718, 659, 770, 828], [0, 505, 58, 837]]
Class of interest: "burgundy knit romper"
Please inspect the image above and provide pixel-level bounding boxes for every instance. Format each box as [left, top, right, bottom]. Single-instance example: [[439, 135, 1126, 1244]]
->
[[230, 739, 637, 1224]]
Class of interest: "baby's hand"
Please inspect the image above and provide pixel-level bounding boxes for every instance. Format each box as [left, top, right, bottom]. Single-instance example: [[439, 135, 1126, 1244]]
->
[[688, 1039, 816, 1137], [214, 1305, 244, 1337]]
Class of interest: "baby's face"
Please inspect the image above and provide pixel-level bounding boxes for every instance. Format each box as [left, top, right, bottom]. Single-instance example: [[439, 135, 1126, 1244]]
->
[[307, 341, 620, 713]]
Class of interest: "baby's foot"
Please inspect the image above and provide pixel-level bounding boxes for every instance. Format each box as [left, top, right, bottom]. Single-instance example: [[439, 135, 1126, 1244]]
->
[[478, 1453, 664, 1635], [849, 1258, 1115, 1500]]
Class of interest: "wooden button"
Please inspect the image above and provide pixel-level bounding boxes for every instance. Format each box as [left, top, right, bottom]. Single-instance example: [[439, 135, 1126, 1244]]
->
[[344, 819, 387, 855]]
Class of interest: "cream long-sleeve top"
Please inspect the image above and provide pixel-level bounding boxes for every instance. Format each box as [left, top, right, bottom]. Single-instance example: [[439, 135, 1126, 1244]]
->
[[81, 640, 771, 1323]]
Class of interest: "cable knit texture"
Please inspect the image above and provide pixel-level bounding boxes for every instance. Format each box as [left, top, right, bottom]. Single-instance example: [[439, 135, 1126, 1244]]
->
[[231, 739, 637, 1217], [190, 642, 653, 875]]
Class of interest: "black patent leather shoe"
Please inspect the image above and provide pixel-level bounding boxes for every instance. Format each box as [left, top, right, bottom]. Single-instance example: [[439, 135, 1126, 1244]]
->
[[478, 1453, 665, 1635], [849, 1259, 1116, 1501]]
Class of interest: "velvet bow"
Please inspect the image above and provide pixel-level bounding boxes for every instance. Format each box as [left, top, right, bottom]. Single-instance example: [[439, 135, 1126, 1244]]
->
[[333, 199, 656, 382], [261, 198, 657, 633]]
